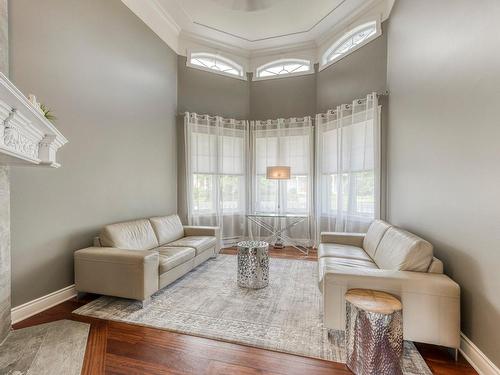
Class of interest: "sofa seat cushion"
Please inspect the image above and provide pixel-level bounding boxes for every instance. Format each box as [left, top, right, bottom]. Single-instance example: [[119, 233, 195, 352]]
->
[[373, 227, 433, 272], [318, 256, 378, 289], [363, 219, 392, 258], [166, 236, 216, 255], [157, 246, 196, 274], [100, 219, 159, 250], [150, 215, 184, 246], [318, 243, 373, 262]]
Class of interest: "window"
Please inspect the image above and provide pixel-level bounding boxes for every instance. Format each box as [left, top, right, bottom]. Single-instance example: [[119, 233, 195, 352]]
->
[[319, 119, 375, 219], [315, 93, 380, 234], [322, 21, 378, 67], [255, 59, 311, 79], [188, 52, 244, 79], [190, 128, 246, 215], [252, 120, 313, 215]]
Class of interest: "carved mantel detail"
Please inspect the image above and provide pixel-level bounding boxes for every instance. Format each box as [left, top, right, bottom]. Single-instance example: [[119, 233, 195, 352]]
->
[[0, 73, 68, 167]]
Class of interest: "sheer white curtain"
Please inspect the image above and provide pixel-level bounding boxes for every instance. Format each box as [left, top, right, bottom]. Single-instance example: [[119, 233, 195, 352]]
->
[[249, 117, 314, 243], [184, 113, 248, 247], [315, 93, 381, 238]]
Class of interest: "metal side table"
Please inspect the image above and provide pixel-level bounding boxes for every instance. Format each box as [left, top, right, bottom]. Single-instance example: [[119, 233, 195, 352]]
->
[[345, 289, 403, 375], [237, 241, 269, 289]]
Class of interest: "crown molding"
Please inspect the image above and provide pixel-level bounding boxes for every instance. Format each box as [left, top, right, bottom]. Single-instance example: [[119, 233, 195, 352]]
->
[[180, 30, 317, 59], [123, 0, 394, 74], [121, 0, 181, 54]]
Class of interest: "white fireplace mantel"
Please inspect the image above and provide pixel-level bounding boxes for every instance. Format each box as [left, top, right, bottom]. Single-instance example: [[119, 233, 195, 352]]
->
[[0, 73, 68, 167]]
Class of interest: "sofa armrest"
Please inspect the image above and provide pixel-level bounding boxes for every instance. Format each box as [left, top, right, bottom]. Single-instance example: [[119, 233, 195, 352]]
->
[[320, 232, 365, 247], [322, 267, 460, 348], [74, 247, 159, 301]]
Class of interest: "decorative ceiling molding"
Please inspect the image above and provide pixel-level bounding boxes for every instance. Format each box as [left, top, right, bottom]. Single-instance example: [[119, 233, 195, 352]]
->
[[121, 0, 181, 54], [121, 0, 394, 71], [191, 0, 348, 43]]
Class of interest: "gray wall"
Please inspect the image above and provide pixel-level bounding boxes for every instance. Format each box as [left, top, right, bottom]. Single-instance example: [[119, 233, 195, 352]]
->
[[317, 23, 387, 112], [9, 0, 178, 307], [250, 73, 316, 120], [387, 0, 500, 367], [178, 55, 250, 119]]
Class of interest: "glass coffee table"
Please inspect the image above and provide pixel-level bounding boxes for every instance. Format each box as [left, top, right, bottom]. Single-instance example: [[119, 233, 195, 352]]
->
[[246, 213, 310, 255]]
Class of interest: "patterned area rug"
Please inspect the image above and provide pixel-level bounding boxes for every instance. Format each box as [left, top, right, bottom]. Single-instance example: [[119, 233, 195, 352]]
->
[[74, 255, 431, 374]]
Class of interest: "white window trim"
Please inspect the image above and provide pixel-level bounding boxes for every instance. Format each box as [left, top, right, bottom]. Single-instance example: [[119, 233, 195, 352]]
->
[[320, 20, 381, 72], [187, 51, 247, 81], [253, 58, 314, 82]]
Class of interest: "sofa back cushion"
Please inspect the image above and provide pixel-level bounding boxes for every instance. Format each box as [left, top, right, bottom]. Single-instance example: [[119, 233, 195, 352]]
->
[[149, 215, 184, 245], [100, 219, 159, 250], [427, 257, 444, 274], [373, 227, 433, 272], [363, 220, 392, 258]]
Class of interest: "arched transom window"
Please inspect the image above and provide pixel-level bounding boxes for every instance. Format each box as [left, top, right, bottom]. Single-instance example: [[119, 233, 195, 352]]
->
[[256, 59, 311, 79], [322, 21, 378, 66], [189, 52, 244, 78]]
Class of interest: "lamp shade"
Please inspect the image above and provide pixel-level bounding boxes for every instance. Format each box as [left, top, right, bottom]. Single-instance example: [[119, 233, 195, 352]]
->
[[266, 166, 291, 180]]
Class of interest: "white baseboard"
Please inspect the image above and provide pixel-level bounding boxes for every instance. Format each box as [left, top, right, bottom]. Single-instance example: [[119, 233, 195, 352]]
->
[[11, 284, 77, 324], [460, 332, 500, 375]]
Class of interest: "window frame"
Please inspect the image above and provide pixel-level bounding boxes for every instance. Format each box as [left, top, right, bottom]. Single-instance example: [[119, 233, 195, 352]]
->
[[320, 20, 381, 71], [187, 51, 247, 81], [254, 58, 313, 81]]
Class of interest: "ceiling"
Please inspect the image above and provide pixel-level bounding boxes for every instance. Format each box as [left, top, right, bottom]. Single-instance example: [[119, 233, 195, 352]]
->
[[121, 0, 393, 60], [167, 0, 347, 42]]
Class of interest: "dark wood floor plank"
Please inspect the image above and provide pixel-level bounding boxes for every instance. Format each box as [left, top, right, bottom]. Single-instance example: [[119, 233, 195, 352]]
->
[[81, 319, 108, 375], [106, 320, 349, 375], [11, 249, 476, 375]]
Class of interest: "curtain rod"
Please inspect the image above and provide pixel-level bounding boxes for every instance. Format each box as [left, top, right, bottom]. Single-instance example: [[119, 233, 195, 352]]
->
[[179, 91, 389, 118]]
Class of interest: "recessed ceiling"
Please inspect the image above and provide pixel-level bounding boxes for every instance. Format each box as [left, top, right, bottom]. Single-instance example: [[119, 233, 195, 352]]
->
[[209, 0, 283, 12], [173, 0, 347, 42], [121, 0, 393, 58]]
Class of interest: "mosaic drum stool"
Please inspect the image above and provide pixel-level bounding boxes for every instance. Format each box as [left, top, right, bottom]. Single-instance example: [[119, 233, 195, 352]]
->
[[345, 289, 403, 375], [237, 241, 269, 289]]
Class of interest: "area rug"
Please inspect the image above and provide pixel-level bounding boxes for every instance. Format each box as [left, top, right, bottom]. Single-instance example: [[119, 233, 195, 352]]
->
[[74, 255, 431, 374], [0, 319, 89, 375]]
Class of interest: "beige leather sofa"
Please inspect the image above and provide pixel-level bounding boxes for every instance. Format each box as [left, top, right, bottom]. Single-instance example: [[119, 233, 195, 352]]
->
[[318, 220, 460, 349], [74, 214, 220, 305]]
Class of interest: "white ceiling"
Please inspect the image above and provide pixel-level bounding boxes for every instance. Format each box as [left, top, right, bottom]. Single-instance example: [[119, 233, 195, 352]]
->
[[167, 0, 347, 42], [121, 0, 393, 63]]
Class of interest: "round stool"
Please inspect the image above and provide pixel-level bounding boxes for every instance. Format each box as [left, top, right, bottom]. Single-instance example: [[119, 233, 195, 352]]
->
[[237, 241, 269, 289], [345, 289, 403, 375]]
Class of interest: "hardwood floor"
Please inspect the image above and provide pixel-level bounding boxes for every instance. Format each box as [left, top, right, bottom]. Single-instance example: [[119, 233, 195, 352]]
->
[[13, 249, 476, 375]]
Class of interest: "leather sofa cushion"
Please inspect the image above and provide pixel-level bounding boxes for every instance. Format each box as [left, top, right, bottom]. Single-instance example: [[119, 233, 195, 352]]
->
[[150, 215, 185, 245], [167, 236, 216, 255], [318, 256, 378, 288], [363, 219, 392, 257], [157, 246, 196, 274], [100, 219, 159, 250], [373, 227, 433, 272], [318, 243, 373, 262], [427, 257, 444, 274]]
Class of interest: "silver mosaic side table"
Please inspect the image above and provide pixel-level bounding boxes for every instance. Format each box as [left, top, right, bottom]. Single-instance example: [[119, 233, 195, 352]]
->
[[237, 241, 269, 289], [345, 289, 403, 375]]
